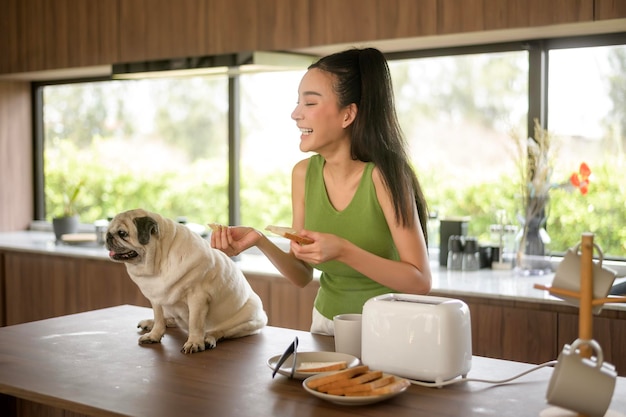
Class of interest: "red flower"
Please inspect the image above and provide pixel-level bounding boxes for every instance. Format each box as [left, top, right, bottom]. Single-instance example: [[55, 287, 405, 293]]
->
[[570, 162, 591, 195]]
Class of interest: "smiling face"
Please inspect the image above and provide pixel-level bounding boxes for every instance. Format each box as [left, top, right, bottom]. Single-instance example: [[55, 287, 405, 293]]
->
[[291, 68, 355, 155]]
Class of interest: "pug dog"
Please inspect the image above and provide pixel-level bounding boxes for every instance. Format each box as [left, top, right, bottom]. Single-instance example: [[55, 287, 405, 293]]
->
[[106, 208, 268, 353]]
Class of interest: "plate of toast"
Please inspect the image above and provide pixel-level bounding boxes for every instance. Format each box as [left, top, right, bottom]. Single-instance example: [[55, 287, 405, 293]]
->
[[267, 351, 360, 380], [302, 365, 410, 405]]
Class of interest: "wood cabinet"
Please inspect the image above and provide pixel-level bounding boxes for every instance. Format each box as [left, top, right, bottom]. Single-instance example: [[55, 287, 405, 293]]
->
[[2, 251, 149, 326], [0, 250, 318, 331], [1, 0, 623, 75], [117, 0, 310, 63], [480, 0, 594, 31], [0, 0, 119, 74], [118, 0, 207, 62], [436, 292, 626, 376], [595, 0, 626, 19]]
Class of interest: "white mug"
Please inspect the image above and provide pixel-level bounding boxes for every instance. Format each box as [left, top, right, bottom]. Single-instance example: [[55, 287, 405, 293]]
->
[[546, 338, 616, 417], [333, 313, 362, 358], [552, 244, 616, 314]]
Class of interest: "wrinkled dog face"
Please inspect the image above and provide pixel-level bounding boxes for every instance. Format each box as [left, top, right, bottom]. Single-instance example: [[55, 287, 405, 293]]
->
[[106, 211, 159, 265]]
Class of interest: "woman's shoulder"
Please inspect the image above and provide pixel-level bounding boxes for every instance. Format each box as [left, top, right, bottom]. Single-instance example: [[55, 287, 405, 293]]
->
[[293, 154, 323, 175], [292, 156, 315, 182], [369, 164, 385, 187]]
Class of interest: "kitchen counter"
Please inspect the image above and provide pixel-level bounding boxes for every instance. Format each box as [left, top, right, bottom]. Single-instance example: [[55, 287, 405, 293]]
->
[[1, 304, 625, 417], [2, 231, 626, 376], [1, 231, 624, 312]]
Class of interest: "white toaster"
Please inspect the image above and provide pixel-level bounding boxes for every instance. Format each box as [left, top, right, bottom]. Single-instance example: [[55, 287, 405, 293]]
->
[[361, 293, 472, 384]]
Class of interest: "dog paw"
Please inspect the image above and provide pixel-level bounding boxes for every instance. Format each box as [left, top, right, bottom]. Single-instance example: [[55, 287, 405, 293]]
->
[[137, 319, 154, 332], [138, 333, 162, 345], [204, 335, 218, 350], [181, 340, 206, 354]]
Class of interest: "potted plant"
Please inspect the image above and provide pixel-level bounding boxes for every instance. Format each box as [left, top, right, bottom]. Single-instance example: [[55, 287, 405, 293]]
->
[[51, 180, 83, 241]]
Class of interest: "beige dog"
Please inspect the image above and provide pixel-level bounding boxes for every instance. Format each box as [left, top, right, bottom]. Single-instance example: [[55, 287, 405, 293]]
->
[[106, 208, 268, 353]]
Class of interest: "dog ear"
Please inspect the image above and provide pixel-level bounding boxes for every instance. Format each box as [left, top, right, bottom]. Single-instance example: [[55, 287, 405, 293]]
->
[[134, 216, 159, 245]]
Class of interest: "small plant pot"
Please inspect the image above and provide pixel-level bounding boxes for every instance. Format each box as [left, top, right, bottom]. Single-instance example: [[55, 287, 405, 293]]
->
[[52, 215, 80, 241]]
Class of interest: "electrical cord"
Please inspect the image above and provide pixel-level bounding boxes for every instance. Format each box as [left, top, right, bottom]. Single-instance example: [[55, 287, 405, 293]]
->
[[407, 359, 558, 388]]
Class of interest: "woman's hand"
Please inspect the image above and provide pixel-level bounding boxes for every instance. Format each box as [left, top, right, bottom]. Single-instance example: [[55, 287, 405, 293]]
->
[[290, 230, 346, 265], [210, 225, 262, 257]]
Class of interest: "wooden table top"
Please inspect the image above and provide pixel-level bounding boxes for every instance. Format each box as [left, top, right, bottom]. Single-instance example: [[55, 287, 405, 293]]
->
[[0, 305, 624, 417]]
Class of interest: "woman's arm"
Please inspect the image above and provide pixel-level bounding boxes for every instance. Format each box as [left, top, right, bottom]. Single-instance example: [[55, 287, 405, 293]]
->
[[209, 159, 313, 288]]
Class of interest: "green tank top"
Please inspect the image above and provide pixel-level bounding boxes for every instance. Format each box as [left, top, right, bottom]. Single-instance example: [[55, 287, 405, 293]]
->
[[304, 154, 398, 320]]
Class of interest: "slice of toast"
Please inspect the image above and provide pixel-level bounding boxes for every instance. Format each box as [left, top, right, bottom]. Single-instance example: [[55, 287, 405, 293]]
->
[[297, 361, 347, 373], [265, 225, 314, 245], [305, 365, 369, 390], [316, 370, 384, 393], [344, 377, 410, 397], [326, 374, 395, 396]]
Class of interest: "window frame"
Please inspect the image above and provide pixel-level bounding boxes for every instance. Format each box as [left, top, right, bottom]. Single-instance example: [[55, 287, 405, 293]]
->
[[32, 33, 626, 262]]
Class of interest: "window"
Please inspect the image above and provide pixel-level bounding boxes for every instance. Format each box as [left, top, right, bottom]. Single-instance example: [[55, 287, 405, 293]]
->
[[38, 35, 626, 260], [42, 76, 229, 226]]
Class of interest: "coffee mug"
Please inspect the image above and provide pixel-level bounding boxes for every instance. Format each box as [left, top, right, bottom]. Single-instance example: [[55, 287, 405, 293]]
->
[[552, 244, 616, 314], [333, 313, 362, 358], [546, 338, 616, 417]]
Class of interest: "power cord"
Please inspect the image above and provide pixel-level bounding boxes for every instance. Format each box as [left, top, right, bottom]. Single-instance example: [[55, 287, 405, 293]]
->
[[407, 360, 558, 388]]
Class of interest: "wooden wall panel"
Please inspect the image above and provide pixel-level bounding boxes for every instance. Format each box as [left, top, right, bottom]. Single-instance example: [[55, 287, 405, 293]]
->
[[243, 273, 273, 320], [467, 303, 504, 358], [65, 0, 119, 68], [268, 277, 318, 331], [119, 0, 210, 62], [0, 81, 33, 232], [483, 0, 532, 30], [437, 0, 486, 34], [595, 0, 626, 19], [207, 0, 259, 54], [558, 312, 626, 376], [526, 0, 593, 27], [2, 0, 118, 74], [309, 0, 380, 47], [0, 253, 5, 327], [501, 306, 557, 363], [442, 0, 595, 35], [376, 0, 438, 40], [3, 252, 150, 326], [0, 0, 621, 74], [4, 253, 79, 325], [79, 258, 150, 311], [256, 0, 310, 51]]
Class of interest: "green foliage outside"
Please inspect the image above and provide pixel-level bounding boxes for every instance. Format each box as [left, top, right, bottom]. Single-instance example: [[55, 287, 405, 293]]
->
[[45, 140, 626, 258]]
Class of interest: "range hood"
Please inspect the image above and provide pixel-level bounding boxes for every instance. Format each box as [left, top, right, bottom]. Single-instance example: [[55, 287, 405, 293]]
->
[[112, 51, 316, 79]]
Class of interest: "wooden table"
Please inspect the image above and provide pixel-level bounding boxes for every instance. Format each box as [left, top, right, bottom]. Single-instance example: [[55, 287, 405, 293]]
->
[[0, 305, 624, 417]]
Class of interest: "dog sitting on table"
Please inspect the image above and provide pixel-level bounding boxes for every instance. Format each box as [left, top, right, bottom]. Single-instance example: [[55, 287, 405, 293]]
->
[[105, 208, 267, 353]]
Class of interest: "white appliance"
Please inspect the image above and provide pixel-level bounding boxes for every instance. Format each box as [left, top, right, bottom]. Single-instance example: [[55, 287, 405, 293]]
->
[[361, 293, 472, 384]]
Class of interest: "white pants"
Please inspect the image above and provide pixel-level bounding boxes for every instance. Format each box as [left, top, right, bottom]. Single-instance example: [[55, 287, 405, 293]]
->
[[310, 307, 334, 336]]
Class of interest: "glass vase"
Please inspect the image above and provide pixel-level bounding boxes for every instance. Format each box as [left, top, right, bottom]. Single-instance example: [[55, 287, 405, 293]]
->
[[515, 215, 552, 275]]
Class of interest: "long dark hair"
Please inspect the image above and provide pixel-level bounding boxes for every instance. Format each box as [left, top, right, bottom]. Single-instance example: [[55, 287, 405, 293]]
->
[[309, 48, 429, 245]]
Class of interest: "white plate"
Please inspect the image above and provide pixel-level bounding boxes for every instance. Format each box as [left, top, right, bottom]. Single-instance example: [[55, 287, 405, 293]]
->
[[266, 351, 360, 380], [302, 372, 410, 406]]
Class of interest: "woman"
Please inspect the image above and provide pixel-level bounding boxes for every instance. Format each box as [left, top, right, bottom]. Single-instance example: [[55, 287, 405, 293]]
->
[[211, 47, 432, 335]]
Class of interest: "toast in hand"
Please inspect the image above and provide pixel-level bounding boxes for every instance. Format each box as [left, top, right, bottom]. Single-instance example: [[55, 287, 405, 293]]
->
[[265, 225, 314, 245]]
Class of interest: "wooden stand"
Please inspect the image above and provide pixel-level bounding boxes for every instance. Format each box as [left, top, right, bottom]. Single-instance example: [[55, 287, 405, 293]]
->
[[534, 233, 626, 417]]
